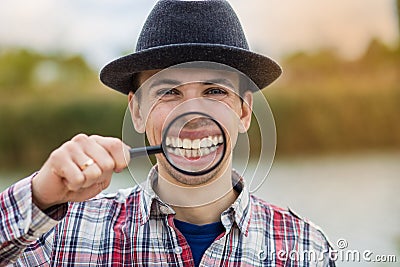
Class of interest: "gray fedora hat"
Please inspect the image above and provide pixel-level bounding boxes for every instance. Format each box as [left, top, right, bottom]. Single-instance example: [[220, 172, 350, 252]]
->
[[100, 0, 282, 94]]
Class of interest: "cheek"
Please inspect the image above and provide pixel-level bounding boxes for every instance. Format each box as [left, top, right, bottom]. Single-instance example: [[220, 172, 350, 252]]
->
[[145, 105, 171, 145], [219, 103, 243, 148]]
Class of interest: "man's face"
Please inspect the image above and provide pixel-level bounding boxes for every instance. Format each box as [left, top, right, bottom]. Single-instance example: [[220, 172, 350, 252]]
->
[[129, 68, 252, 186]]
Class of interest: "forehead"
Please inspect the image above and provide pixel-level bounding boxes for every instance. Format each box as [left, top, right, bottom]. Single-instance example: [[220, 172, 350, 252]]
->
[[138, 68, 240, 90]]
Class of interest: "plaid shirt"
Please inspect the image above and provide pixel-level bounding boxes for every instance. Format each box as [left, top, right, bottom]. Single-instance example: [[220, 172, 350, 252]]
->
[[0, 168, 336, 266]]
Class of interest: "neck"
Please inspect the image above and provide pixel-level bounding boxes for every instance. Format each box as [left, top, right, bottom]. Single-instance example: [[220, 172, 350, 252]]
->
[[155, 164, 238, 225], [173, 188, 238, 225]]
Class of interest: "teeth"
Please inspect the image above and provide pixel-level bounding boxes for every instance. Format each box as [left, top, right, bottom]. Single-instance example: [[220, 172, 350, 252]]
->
[[212, 136, 218, 146], [166, 135, 223, 149], [192, 139, 200, 149], [201, 147, 210, 156], [167, 146, 219, 158], [182, 138, 191, 149], [177, 138, 183, 147], [200, 137, 213, 148]]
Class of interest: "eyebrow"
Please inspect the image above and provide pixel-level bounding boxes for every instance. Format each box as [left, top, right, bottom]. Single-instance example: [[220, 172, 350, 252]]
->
[[149, 79, 181, 88], [149, 78, 236, 90], [202, 79, 236, 90]]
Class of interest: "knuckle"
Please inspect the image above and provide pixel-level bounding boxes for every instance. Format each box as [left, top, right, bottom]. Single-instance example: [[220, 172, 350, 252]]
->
[[56, 164, 67, 177], [102, 158, 116, 171], [67, 173, 85, 191], [91, 167, 103, 178], [88, 134, 100, 140], [63, 140, 78, 153], [72, 133, 88, 143], [108, 138, 122, 151], [115, 160, 127, 170], [48, 149, 61, 162]]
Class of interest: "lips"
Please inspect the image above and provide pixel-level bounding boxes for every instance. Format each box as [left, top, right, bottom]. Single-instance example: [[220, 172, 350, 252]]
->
[[166, 135, 223, 158]]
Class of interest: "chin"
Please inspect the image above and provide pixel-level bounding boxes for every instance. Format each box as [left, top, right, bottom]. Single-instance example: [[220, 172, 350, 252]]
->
[[159, 157, 229, 187]]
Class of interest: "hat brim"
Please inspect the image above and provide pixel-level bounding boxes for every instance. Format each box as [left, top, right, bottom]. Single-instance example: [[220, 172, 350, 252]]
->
[[100, 44, 282, 94]]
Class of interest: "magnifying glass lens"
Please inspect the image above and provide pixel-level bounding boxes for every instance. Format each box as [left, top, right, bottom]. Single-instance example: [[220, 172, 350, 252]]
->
[[163, 112, 226, 176]]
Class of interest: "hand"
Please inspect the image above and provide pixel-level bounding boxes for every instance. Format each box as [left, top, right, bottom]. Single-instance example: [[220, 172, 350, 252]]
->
[[31, 134, 131, 210]]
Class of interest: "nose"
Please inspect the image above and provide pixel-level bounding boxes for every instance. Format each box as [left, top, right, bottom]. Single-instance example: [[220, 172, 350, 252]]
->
[[176, 97, 215, 114]]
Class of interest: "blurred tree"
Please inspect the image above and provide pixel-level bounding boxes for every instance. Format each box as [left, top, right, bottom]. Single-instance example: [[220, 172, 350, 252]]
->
[[0, 49, 96, 96], [0, 49, 42, 92]]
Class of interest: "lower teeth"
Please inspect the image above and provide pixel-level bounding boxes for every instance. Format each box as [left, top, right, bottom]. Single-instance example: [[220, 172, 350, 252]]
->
[[167, 146, 218, 157]]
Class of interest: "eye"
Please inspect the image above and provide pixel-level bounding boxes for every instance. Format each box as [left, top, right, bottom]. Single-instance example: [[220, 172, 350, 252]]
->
[[156, 88, 180, 96], [204, 87, 227, 95]]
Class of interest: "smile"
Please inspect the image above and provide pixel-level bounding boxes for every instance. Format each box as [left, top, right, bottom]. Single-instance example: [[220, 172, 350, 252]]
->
[[165, 135, 223, 157]]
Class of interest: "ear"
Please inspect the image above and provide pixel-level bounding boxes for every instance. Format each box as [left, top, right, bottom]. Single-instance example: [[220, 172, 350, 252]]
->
[[238, 91, 253, 133], [128, 92, 146, 133]]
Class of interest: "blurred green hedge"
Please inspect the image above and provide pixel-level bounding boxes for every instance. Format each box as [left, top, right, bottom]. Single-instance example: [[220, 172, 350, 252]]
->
[[0, 99, 126, 170], [1, 90, 399, 171]]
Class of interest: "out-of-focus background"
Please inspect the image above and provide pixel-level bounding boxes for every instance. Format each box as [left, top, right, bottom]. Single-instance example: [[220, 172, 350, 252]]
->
[[0, 0, 399, 265]]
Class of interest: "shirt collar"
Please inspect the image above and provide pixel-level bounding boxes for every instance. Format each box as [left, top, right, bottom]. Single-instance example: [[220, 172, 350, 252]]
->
[[138, 166, 252, 236]]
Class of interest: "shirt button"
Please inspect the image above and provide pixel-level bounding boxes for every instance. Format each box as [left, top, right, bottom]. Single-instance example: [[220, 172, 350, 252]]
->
[[18, 220, 25, 230], [258, 250, 267, 261], [174, 246, 183, 254], [160, 206, 170, 214]]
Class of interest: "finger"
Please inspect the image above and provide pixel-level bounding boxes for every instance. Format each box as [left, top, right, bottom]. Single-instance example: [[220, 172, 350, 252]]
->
[[48, 147, 86, 191], [59, 137, 104, 190], [53, 159, 86, 192], [89, 135, 131, 172], [81, 164, 103, 188], [71, 134, 116, 173], [69, 151, 104, 189]]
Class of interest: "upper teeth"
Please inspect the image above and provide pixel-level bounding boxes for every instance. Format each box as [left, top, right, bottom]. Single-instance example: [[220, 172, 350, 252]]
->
[[166, 135, 223, 149]]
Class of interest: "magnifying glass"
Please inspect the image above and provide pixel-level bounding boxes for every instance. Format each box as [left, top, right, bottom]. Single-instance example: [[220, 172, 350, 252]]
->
[[129, 112, 227, 176]]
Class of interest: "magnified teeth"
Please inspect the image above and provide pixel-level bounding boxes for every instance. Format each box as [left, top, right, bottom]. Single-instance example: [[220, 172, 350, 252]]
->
[[166, 135, 223, 149], [200, 147, 210, 156], [182, 138, 191, 149], [177, 138, 183, 147], [200, 137, 213, 148], [212, 136, 218, 146], [192, 139, 200, 149]]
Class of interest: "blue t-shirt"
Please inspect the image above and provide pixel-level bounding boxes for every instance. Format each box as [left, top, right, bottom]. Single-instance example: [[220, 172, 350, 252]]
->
[[174, 219, 225, 267]]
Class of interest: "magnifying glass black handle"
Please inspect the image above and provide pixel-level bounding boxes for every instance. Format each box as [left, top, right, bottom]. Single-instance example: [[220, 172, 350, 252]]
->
[[129, 145, 163, 158]]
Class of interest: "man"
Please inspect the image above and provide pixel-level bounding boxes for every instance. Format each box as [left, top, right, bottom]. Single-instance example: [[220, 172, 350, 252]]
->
[[0, 0, 335, 266]]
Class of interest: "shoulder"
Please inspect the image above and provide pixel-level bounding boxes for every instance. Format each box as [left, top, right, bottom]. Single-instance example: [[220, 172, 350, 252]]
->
[[92, 185, 143, 203], [66, 185, 143, 219], [249, 194, 334, 249]]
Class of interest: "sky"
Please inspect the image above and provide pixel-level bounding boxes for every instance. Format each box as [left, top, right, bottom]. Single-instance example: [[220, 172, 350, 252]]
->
[[0, 0, 398, 71]]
